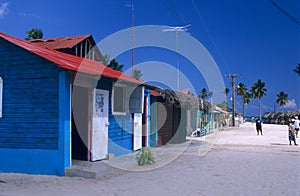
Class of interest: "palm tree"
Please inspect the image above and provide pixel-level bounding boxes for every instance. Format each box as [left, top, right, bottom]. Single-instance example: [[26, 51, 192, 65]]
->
[[25, 28, 44, 40], [243, 92, 251, 117], [200, 88, 208, 99], [250, 79, 267, 119], [107, 59, 124, 72], [100, 54, 111, 66], [236, 83, 248, 118], [132, 68, 143, 81], [209, 91, 213, 103], [224, 88, 230, 110], [244, 92, 251, 105], [276, 91, 288, 108], [293, 64, 300, 76], [224, 88, 230, 97]]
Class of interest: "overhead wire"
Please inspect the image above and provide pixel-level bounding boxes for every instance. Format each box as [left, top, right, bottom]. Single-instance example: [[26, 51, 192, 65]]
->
[[164, 0, 234, 94], [191, 0, 231, 74], [163, 0, 195, 36], [267, 0, 300, 27], [165, 0, 232, 74], [163, 0, 211, 93]]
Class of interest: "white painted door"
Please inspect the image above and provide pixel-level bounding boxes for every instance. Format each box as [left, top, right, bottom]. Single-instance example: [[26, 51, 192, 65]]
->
[[133, 113, 142, 151], [91, 89, 109, 161]]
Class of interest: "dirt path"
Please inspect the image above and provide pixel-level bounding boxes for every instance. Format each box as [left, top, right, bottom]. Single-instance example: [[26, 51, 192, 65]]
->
[[1, 123, 300, 195]]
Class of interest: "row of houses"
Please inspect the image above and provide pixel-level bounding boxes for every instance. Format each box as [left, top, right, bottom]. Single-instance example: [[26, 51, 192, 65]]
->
[[0, 32, 227, 176]]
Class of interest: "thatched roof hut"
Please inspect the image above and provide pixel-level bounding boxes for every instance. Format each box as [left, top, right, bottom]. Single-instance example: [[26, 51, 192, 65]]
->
[[156, 89, 216, 113], [157, 89, 199, 110], [263, 110, 300, 124]]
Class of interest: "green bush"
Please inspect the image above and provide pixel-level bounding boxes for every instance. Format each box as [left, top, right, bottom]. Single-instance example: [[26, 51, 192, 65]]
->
[[136, 148, 155, 166]]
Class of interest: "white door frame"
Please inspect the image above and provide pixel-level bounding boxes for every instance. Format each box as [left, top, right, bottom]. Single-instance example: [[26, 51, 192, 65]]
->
[[133, 113, 142, 151], [91, 89, 109, 161]]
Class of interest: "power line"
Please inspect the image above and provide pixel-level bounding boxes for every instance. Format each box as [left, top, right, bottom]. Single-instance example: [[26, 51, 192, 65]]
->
[[268, 0, 300, 26], [164, 0, 193, 33], [164, 0, 232, 74], [225, 73, 241, 127], [191, 0, 231, 74]]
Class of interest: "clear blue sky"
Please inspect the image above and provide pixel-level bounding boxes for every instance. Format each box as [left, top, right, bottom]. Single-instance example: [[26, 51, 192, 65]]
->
[[1, 0, 300, 117]]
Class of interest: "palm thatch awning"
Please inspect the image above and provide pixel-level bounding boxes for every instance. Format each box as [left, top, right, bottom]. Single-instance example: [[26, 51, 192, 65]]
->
[[263, 110, 300, 123], [154, 89, 226, 113], [156, 89, 199, 110]]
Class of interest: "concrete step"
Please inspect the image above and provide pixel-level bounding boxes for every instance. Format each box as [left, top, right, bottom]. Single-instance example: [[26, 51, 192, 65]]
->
[[65, 160, 122, 179]]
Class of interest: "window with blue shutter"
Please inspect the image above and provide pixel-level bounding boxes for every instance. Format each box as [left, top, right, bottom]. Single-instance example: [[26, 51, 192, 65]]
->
[[129, 86, 144, 113]]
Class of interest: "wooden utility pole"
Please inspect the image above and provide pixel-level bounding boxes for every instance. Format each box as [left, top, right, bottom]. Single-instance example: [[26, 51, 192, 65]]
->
[[225, 74, 240, 126]]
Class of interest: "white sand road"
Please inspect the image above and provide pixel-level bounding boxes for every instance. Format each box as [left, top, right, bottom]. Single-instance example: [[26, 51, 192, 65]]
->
[[1, 122, 300, 195]]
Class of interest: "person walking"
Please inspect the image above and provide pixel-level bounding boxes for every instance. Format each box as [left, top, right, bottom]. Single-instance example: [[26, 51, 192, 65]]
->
[[289, 119, 297, 145], [294, 116, 299, 138], [256, 117, 263, 135]]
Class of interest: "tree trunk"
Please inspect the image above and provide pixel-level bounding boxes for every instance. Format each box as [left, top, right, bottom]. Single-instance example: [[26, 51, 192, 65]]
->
[[242, 101, 245, 119], [258, 99, 261, 119]]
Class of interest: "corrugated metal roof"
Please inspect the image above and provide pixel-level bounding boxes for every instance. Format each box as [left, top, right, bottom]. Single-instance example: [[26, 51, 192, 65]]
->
[[177, 89, 190, 95], [150, 90, 161, 97], [29, 35, 91, 50], [0, 32, 142, 84]]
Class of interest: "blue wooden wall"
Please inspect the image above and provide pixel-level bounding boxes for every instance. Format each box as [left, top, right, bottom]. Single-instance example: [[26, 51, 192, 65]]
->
[[150, 96, 158, 147], [144, 89, 151, 147], [0, 39, 71, 175], [97, 79, 133, 156]]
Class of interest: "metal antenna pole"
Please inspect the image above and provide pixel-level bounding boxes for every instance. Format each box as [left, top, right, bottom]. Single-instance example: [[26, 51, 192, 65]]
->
[[131, 3, 134, 75], [225, 73, 240, 127], [163, 25, 191, 90], [175, 30, 179, 90], [126, 3, 135, 75]]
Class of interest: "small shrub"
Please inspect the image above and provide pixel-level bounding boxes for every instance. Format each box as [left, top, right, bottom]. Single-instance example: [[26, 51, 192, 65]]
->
[[136, 148, 155, 166]]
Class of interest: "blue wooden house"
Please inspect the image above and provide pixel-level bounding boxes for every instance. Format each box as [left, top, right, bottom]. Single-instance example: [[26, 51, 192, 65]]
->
[[0, 32, 152, 175]]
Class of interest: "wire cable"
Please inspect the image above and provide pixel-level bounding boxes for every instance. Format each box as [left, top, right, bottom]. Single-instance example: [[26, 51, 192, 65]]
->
[[191, 0, 232, 74], [268, 0, 300, 26]]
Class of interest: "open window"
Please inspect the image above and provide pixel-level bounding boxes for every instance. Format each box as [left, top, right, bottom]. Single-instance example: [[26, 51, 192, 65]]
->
[[112, 83, 145, 115], [0, 77, 2, 118]]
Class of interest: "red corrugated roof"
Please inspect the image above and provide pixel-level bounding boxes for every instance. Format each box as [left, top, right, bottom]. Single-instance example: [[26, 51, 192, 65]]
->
[[0, 32, 142, 84], [178, 89, 190, 95], [150, 90, 161, 97], [29, 35, 91, 50]]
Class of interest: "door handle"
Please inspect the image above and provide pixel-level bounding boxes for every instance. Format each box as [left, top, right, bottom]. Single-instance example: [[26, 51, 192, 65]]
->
[[105, 122, 110, 127]]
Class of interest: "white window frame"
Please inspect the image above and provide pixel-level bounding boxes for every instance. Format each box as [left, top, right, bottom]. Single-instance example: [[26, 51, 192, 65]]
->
[[112, 83, 127, 115]]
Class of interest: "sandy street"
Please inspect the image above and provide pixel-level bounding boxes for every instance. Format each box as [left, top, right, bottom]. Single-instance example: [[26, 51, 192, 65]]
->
[[1, 122, 300, 196]]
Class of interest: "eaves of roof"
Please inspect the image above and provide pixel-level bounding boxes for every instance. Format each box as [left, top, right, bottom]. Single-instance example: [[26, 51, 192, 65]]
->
[[0, 32, 142, 85]]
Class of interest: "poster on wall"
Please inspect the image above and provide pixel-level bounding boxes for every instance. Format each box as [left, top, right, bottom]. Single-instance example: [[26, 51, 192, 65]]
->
[[95, 92, 104, 118]]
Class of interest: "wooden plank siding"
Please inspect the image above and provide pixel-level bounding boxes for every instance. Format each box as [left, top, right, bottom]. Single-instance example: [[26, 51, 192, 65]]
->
[[156, 98, 187, 146], [157, 101, 174, 146], [0, 39, 60, 149]]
